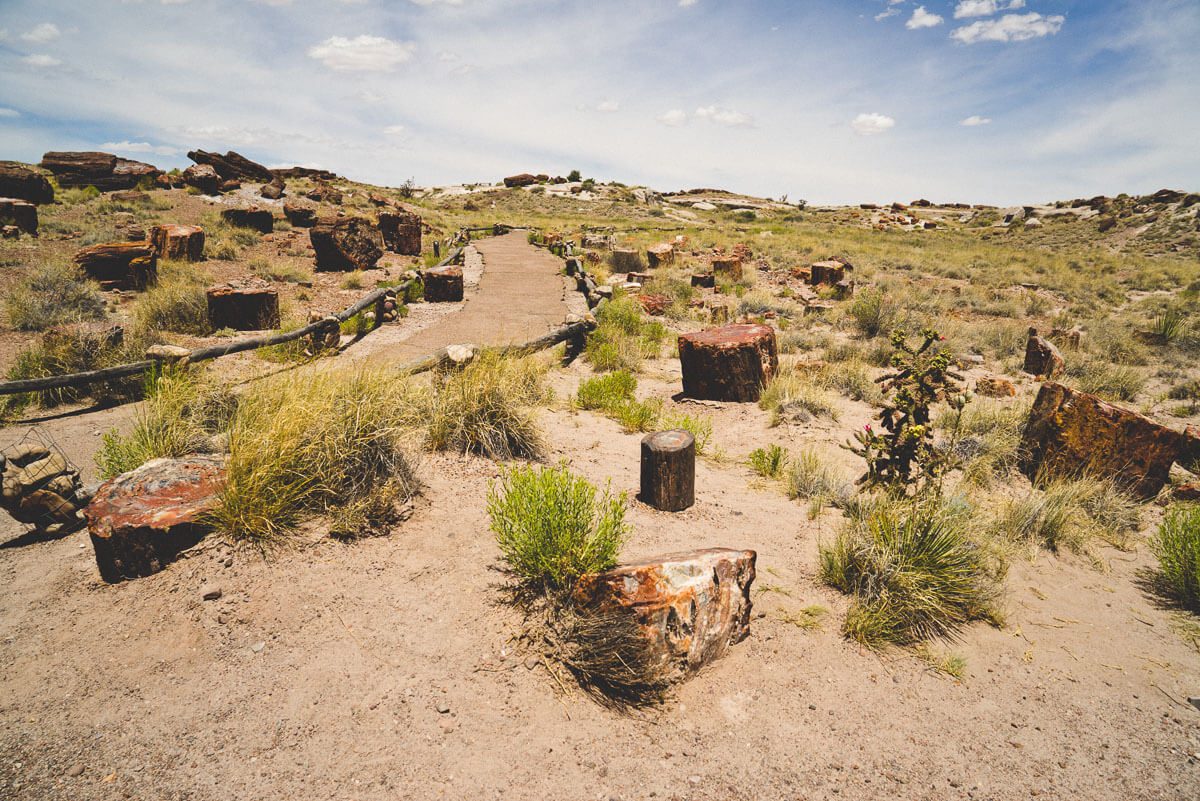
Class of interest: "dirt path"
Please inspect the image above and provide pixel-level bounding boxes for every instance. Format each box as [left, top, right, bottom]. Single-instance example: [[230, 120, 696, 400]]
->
[[350, 231, 574, 364]]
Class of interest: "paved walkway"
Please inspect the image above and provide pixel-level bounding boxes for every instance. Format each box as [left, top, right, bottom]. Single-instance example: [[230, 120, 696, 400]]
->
[[349, 231, 575, 364]]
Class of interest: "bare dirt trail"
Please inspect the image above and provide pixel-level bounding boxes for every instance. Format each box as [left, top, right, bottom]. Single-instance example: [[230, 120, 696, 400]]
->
[[349, 230, 576, 364]]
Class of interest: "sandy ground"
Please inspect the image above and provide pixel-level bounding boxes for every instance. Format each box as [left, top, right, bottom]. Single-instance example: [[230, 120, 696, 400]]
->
[[1, 238, 1199, 801]]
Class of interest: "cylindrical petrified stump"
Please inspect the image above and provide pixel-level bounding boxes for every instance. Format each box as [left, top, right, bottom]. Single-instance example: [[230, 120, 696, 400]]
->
[[150, 224, 205, 262], [678, 323, 778, 402], [378, 210, 421, 255], [424, 266, 464, 302], [640, 429, 695, 512], [206, 282, 280, 331], [73, 242, 157, 290], [711, 256, 742, 282]]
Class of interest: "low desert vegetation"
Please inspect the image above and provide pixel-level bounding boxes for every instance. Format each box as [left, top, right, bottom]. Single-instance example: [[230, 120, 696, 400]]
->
[[584, 294, 668, 372], [749, 443, 787, 478], [991, 474, 1143, 559], [134, 260, 212, 336], [1149, 504, 1200, 612], [4, 260, 108, 332], [574, 371, 713, 452]]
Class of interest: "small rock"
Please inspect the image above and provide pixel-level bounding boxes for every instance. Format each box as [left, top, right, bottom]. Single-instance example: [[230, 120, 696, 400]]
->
[[66, 763, 84, 777], [435, 701, 451, 714], [251, 641, 266, 653], [202, 587, 222, 601]]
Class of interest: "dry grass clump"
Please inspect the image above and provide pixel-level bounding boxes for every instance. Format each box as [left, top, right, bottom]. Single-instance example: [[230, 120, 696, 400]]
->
[[820, 500, 1002, 646], [95, 367, 238, 478], [990, 474, 1143, 558], [787, 447, 851, 512], [847, 287, 901, 338], [584, 295, 666, 372], [425, 351, 548, 460], [5, 260, 107, 331], [213, 368, 423, 544], [935, 398, 1030, 486], [759, 360, 840, 424]]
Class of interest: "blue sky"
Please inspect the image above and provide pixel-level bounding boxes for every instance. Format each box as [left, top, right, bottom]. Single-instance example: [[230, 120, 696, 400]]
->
[[0, 0, 1196, 205]]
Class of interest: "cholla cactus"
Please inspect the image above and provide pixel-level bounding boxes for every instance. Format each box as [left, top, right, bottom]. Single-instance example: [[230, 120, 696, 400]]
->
[[843, 328, 969, 496]]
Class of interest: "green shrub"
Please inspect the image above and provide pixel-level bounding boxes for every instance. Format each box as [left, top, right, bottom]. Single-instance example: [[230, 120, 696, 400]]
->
[[749, 444, 787, 478], [5, 261, 107, 331], [1151, 308, 1186, 343], [487, 462, 630, 592], [848, 287, 900, 338], [212, 368, 422, 543], [660, 409, 713, 455], [613, 397, 663, 433], [584, 295, 658, 372], [1151, 505, 1200, 611], [819, 505, 1000, 646], [576, 371, 637, 411], [425, 351, 547, 460], [135, 281, 211, 335]]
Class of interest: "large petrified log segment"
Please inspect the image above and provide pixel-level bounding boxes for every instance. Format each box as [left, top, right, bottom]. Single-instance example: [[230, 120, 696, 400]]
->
[[260, 176, 285, 200], [73, 242, 157, 289], [39, 152, 160, 190], [85, 456, 225, 582], [150, 224, 205, 262], [424, 265, 464, 302], [711, 256, 742, 282], [1023, 328, 1064, 379], [0, 199, 38, 235], [678, 323, 778, 402], [646, 243, 675, 268], [306, 183, 343, 204], [186, 149, 274, 182], [809, 261, 846, 285], [504, 173, 538, 188], [310, 216, 381, 271], [207, 281, 280, 330], [573, 548, 757, 680], [640, 430, 695, 512], [273, 166, 339, 181], [378, 210, 421, 255], [183, 164, 221, 194], [1018, 382, 1182, 498], [220, 207, 274, 234], [0, 165, 54, 204], [283, 202, 318, 228]]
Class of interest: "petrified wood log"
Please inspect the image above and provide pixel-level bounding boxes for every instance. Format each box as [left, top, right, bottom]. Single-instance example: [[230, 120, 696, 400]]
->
[[0, 199, 38, 235], [207, 281, 280, 331], [150, 224, 204, 262], [283, 203, 318, 227], [424, 265, 464, 302], [611, 248, 642, 272], [975, 377, 1016, 398], [183, 164, 221, 194], [85, 456, 225, 582], [73, 242, 157, 290], [678, 323, 778, 402], [1023, 328, 1064, 379], [0, 165, 54, 204], [711, 256, 742, 282], [187, 149, 274, 182], [1018, 382, 1184, 498], [640, 429, 695, 512], [260, 177, 285, 200], [638, 293, 671, 316], [378, 210, 421, 255], [809, 261, 846, 285], [646, 243, 675, 268], [573, 548, 756, 681], [310, 216, 381, 271], [691, 272, 714, 288], [40, 152, 160, 190], [221, 207, 274, 234], [306, 183, 343, 204], [503, 173, 537, 187]]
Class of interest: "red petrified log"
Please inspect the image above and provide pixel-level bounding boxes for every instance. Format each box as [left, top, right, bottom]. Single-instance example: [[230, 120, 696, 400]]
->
[[378, 210, 421, 255], [638, 293, 671, 315], [424, 265, 464, 302], [310, 216, 381, 271], [220, 207, 274, 234], [646, 243, 675, 268], [85, 456, 225, 582], [573, 548, 757, 680], [678, 323, 778, 402], [975, 377, 1017, 398], [73, 242, 157, 289], [0, 199, 38, 235], [150, 224, 204, 262], [206, 281, 280, 330], [809, 261, 846, 285], [1018, 382, 1186, 498], [711, 256, 742, 282]]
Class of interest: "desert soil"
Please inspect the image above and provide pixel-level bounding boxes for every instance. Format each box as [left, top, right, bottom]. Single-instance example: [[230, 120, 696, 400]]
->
[[1, 238, 1198, 801]]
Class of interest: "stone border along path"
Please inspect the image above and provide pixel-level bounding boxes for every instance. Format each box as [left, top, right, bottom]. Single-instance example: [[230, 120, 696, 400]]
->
[[348, 230, 582, 364]]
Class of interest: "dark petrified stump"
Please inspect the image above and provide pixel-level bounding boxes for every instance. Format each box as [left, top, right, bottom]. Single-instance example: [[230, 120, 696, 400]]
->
[[809, 261, 846, 285], [1023, 328, 1064, 379], [711, 256, 742, 282], [73, 242, 157, 289], [424, 265, 464, 302], [206, 281, 280, 330], [640, 429, 696, 512], [0, 198, 38, 235], [283, 203, 318, 228], [310, 216, 381, 271], [150, 224, 204, 262], [378, 210, 421, 255], [220, 207, 274, 234], [678, 323, 778, 402]]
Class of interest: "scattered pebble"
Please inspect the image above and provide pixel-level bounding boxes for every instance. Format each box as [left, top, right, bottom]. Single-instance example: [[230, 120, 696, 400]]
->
[[251, 641, 266, 653], [436, 701, 451, 714], [65, 763, 84, 777], [202, 588, 223, 601]]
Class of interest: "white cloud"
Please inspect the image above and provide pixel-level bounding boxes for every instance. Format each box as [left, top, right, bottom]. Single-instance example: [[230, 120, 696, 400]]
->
[[21, 54, 63, 68], [253, 0, 294, 5], [656, 109, 688, 127], [307, 35, 415, 71], [21, 23, 62, 44], [679, 0, 699, 6], [953, 0, 1025, 19], [437, 51, 459, 61], [951, 12, 1064, 43], [0, 108, 20, 118], [906, 6, 944, 29], [695, 105, 754, 127], [383, 125, 406, 135], [852, 112, 895, 135], [959, 115, 992, 126], [356, 90, 384, 103], [99, 140, 181, 156], [595, 100, 620, 113], [409, 0, 465, 5], [875, 0, 905, 21]]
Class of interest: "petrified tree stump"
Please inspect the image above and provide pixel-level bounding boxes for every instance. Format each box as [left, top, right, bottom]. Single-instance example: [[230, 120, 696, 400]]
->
[[611, 248, 642, 272], [809, 261, 846, 285], [378, 210, 421, 255], [283, 202, 318, 228], [678, 323, 777, 402], [424, 265, 464, 302], [206, 281, 280, 330], [640, 430, 696, 512], [711, 256, 742, 282], [221, 207, 274, 234], [183, 164, 221, 194], [691, 272, 714, 288], [0, 165, 54, 204], [647, 243, 675, 268], [0, 198, 38, 235], [73, 242, 157, 289], [310, 216, 381, 271], [260, 177, 285, 200], [150, 224, 204, 262], [1023, 328, 1064, 379]]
